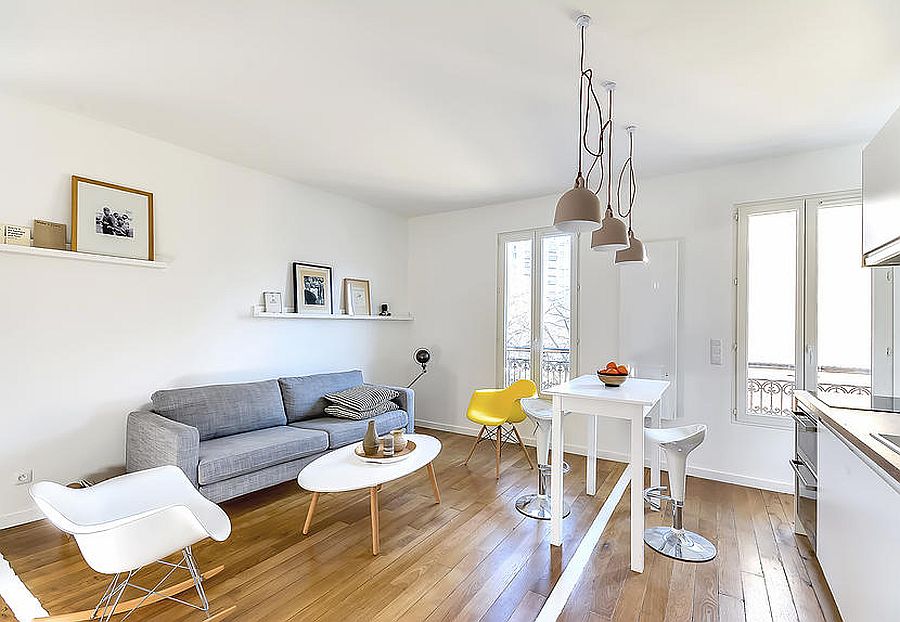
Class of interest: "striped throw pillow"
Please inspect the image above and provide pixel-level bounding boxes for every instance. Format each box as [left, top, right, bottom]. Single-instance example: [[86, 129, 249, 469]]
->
[[324, 383, 400, 412], [324, 400, 398, 420]]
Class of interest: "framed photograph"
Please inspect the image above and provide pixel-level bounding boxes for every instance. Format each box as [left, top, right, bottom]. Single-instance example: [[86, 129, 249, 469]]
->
[[343, 278, 372, 316], [293, 262, 333, 315], [263, 291, 283, 314], [72, 176, 154, 260]]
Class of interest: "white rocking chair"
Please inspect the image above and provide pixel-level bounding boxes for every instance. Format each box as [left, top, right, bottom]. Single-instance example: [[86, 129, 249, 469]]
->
[[30, 465, 233, 621]]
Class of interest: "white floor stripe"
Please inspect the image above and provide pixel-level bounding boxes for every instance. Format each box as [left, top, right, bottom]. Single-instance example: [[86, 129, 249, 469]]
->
[[0, 552, 48, 622], [536, 465, 632, 622]]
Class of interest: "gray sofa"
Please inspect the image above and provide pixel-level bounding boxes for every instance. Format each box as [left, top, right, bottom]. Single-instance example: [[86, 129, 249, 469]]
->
[[125, 370, 413, 503]]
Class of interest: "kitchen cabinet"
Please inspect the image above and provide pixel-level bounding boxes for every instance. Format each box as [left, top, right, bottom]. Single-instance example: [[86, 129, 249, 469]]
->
[[863, 103, 900, 266], [818, 423, 900, 621]]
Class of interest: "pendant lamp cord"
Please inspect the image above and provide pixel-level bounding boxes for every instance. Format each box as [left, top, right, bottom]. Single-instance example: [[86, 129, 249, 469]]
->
[[577, 23, 607, 194], [577, 24, 584, 179], [616, 129, 637, 226], [607, 88, 613, 210]]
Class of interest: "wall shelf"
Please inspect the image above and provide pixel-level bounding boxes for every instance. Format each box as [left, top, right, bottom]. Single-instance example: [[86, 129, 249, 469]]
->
[[0, 243, 168, 269], [251, 306, 412, 321]]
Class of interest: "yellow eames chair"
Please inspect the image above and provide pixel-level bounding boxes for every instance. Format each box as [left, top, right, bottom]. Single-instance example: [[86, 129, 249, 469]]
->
[[463, 379, 537, 480]]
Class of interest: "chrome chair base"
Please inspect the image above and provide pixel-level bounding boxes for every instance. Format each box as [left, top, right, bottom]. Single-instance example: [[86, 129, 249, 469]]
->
[[515, 461, 571, 521], [644, 526, 717, 563], [515, 494, 571, 520]]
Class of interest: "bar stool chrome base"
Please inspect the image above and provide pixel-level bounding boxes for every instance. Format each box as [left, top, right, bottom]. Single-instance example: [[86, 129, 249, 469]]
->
[[516, 462, 571, 520], [515, 493, 570, 520], [644, 526, 717, 562]]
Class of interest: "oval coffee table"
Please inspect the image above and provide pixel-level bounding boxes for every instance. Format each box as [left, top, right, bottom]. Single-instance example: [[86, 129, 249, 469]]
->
[[297, 433, 442, 555]]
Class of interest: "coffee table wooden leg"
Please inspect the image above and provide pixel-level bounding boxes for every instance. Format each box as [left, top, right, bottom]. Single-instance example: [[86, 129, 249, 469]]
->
[[302, 492, 319, 535], [426, 462, 441, 504], [369, 486, 380, 555]]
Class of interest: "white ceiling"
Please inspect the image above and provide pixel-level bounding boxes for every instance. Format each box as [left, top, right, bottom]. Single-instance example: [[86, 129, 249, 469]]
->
[[2, 1, 899, 215]]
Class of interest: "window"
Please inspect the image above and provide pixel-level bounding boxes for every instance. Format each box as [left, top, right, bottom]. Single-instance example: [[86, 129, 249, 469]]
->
[[498, 228, 578, 392], [735, 193, 870, 426]]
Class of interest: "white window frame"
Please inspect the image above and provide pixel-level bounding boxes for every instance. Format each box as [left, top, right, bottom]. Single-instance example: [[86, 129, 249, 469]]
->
[[497, 227, 579, 393], [733, 190, 861, 428]]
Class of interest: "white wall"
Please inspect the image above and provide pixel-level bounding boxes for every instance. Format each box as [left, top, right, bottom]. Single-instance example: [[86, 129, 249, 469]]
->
[[408, 143, 865, 492], [0, 94, 411, 527]]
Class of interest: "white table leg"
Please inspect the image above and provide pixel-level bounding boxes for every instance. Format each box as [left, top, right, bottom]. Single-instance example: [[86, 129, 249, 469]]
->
[[550, 396, 564, 547], [586, 415, 597, 496], [647, 404, 660, 492], [630, 408, 645, 572]]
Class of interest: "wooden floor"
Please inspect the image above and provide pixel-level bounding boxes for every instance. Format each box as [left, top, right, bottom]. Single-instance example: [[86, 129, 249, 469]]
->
[[0, 429, 840, 622]]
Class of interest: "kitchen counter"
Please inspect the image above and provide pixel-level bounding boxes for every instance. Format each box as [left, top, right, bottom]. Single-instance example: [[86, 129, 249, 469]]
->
[[794, 390, 900, 621], [795, 390, 900, 492]]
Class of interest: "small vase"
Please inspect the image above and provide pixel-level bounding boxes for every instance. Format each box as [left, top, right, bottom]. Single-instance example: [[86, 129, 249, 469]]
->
[[363, 420, 380, 456], [392, 429, 407, 452]]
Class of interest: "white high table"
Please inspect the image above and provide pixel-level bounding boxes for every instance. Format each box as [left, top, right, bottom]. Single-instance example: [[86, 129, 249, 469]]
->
[[545, 374, 670, 573]]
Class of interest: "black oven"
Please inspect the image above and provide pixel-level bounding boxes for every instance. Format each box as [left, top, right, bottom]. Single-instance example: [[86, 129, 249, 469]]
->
[[791, 401, 818, 550]]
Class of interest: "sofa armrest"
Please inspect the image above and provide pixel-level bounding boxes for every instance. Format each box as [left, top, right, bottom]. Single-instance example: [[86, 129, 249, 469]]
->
[[126, 411, 201, 487], [377, 385, 415, 433]]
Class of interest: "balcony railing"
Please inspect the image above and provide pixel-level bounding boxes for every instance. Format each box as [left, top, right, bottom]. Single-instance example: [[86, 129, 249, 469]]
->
[[747, 362, 871, 418], [505, 346, 571, 390]]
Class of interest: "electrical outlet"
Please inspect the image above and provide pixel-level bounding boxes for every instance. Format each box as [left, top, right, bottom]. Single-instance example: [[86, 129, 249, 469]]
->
[[13, 469, 32, 486], [710, 339, 723, 366]]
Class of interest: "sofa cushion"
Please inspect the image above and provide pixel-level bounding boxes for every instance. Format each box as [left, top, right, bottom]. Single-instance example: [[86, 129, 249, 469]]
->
[[278, 370, 364, 423], [152, 380, 287, 441], [198, 426, 328, 486], [325, 384, 400, 412], [290, 410, 408, 449], [324, 400, 398, 420]]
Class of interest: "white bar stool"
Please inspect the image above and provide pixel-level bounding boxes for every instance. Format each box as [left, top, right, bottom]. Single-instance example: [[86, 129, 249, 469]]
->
[[643, 424, 717, 562], [515, 398, 570, 520]]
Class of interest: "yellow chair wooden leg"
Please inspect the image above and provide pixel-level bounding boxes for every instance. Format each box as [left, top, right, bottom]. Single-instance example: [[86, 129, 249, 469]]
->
[[464, 426, 484, 465], [495, 426, 502, 480], [512, 426, 535, 470]]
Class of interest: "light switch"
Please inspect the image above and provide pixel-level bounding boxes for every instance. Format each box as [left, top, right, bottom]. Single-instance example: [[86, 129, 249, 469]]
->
[[710, 339, 723, 366]]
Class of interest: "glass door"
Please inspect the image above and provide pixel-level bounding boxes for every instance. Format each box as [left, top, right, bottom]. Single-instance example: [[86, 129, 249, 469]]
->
[[809, 197, 872, 397], [735, 191, 866, 426], [500, 232, 533, 387], [738, 200, 802, 421], [499, 228, 578, 391]]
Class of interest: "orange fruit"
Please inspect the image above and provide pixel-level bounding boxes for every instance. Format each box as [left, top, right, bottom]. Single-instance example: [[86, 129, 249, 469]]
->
[[617, 365, 628, 375], [606, 361, 617, 369]]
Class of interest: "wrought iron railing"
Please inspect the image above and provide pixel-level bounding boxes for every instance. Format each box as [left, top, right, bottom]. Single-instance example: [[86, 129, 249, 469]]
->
[[747, 362, 871, 417], [504, 346, 571, 390]]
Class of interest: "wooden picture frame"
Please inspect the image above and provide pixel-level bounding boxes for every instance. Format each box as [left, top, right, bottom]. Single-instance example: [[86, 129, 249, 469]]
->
[[71, 176, 154, 260], [292, 262, 334, 315], [343, 278, 372, 316]]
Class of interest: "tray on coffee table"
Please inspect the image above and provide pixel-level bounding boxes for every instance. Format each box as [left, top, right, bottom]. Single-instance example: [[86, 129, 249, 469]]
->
[[353, 440, 417, 464]]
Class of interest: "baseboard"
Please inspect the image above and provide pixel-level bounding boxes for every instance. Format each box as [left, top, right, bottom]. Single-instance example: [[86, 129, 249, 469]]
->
[[684, 466, 793, 494], [415, 418, 793, 494], [0, 507, 43, 531]]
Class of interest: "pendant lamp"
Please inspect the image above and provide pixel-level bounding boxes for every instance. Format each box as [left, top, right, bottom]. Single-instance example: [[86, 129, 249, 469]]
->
[[551, 15, 648, 266], [590, 82, 629, 252], [615, 126, 649, 264], [553, 15, 601, 233]]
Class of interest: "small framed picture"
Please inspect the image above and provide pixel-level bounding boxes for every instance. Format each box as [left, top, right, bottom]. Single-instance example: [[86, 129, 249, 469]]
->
[[293, 262, 333, 315], [72, 176, 154, 260], [263, 291, 283, 314], [343, 278, 372, 316]]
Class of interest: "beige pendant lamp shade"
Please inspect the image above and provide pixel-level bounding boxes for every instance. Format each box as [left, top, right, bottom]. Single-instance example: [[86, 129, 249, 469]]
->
[[615, 230, 648, 264], [554, 175, 601, 233], [591, 207, 629, 251]]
